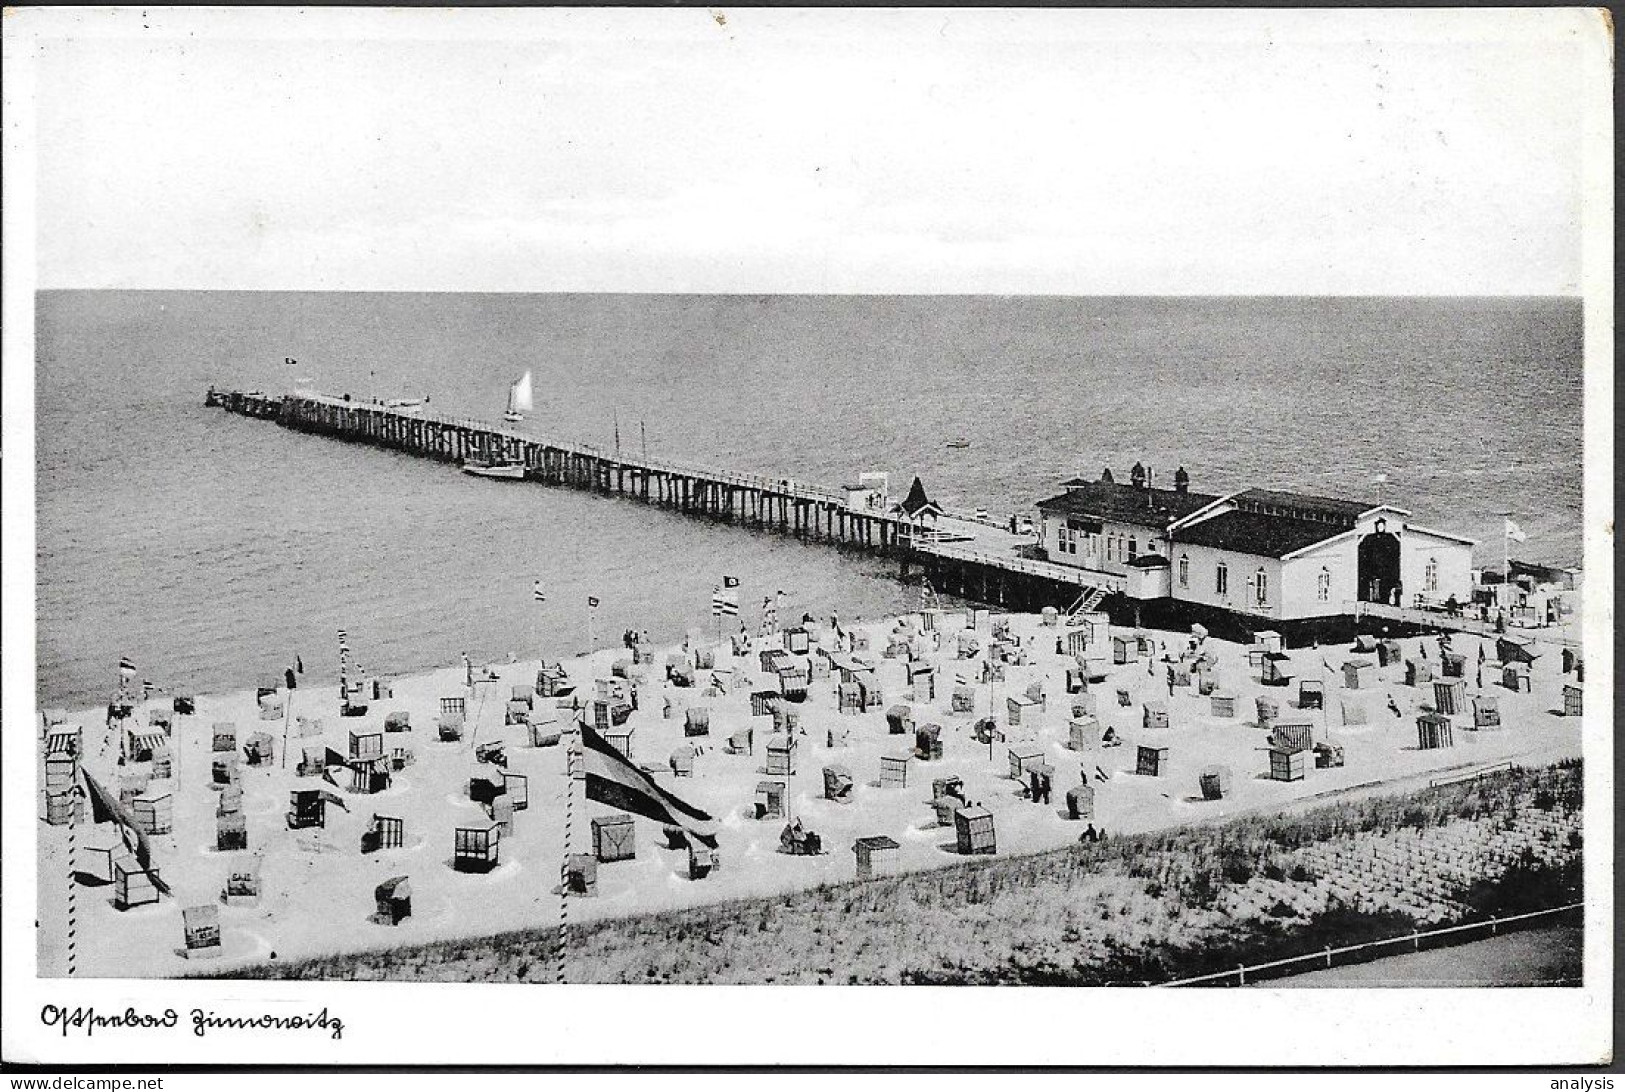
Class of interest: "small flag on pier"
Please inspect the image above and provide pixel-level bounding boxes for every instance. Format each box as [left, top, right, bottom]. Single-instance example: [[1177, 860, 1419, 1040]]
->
[[119, 656, 136, 678], [723, 576, 739, 588], [588, 596, 600, 609], [534, 581, 547, 603], [296, 654, 304, 675], [1504, 519, 1528, 543]]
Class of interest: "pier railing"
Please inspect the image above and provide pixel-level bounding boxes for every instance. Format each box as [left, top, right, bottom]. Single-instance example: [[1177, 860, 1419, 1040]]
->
[[915, 540, 1125, 589], [295, 392, 850, 505], [1156, 901, 1583, 987], [1353, 600, 1581, 650]]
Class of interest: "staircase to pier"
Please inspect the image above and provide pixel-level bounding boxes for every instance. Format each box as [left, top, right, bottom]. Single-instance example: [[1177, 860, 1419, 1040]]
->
[[1064, 584, 1109, 624]]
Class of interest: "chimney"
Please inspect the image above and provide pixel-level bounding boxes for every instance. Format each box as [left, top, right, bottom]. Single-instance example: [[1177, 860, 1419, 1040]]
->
[[1174, 466, 1190, 494]]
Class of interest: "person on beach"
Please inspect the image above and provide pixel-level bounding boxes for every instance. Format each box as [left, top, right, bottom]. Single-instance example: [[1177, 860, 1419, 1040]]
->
[[462, 652, 472, 688]]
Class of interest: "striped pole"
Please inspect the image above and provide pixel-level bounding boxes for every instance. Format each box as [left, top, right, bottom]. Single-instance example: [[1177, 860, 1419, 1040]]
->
[[66, 782, 81, 977], [282, 683, 293, 770], [557, 727, 582, 985]]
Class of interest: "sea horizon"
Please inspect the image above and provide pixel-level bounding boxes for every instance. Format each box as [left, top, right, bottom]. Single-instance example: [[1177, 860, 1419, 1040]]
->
[[35, 290, 1583, 708]]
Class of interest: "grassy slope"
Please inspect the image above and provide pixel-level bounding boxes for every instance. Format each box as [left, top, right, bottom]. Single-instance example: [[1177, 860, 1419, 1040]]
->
[[219, 759, 1582, 985]]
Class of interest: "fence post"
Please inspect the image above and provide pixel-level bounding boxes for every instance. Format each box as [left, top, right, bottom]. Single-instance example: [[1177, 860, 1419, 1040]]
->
[[1412, 928, 1420, 952], [1324, 945, 1333, 969], [1490, 915, 1498, 936], [1237, 963, 1246, 986]]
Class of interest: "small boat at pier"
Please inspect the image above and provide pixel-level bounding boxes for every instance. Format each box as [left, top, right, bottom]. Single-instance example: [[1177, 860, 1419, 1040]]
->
[[946, 438, 971, 450], [461, 460, 526, 481], [504, 371, 533, 424]]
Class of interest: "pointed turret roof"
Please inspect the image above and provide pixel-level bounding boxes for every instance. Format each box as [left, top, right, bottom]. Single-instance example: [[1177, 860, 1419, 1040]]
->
[[898, 476, 943, 519]]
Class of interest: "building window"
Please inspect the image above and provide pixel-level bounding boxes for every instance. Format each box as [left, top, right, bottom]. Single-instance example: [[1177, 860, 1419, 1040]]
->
[[1256, 568, 1268, 605], [1178, 554, 1190, 588], [1128, 536, 1138, 560], [1318, 567, 1331, 602], [1215, 561, 1229, 596], [1425, 557, 1438, 592]]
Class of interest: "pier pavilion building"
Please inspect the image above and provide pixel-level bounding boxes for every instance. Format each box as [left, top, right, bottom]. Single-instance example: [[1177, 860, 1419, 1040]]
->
[[1037, 472, 1476, 626]]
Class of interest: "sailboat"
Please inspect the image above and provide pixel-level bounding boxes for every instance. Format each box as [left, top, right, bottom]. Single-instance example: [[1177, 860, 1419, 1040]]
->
[[504, 371, 533, 424]]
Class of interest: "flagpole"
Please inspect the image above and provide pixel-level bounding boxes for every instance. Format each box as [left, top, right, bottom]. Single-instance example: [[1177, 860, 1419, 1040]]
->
[[282, 678, 293, 771], [66, 781, 81, 977], [557, 725, 582, 985], [1503, 516, 1511, 616]]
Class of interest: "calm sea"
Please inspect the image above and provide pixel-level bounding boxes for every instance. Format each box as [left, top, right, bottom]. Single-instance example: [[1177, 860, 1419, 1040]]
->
[[35, 292, 1583, 709]]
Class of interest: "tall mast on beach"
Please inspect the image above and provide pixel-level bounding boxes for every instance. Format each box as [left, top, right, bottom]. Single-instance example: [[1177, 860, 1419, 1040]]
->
[[1503, 515, 1528, 611]]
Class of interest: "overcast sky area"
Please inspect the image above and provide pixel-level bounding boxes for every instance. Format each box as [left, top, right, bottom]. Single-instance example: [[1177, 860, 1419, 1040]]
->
[[13, 7, 1608, 295]]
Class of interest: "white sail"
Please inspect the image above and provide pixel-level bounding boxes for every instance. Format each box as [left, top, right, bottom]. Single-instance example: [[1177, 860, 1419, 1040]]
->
[[508, 371, 534, 415]]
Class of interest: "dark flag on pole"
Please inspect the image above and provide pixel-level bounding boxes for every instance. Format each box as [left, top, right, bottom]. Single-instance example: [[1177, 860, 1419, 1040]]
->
[[580, 725, 718, 849], [588, 596, 600, 609], [81, 769, 172, 895]]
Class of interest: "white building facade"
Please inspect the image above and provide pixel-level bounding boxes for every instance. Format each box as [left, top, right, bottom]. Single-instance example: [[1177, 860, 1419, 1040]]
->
[[1039, 476, 1476, 623]]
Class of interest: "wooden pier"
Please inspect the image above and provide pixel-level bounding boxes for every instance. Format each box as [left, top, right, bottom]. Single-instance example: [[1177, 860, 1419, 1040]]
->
[[210, 388, 912, 549], [205, 387, 1112, 613], [208, 387, 1547, 647]]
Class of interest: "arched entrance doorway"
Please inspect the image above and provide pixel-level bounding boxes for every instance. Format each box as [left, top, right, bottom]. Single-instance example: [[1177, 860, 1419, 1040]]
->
[[1357, 523, 1402, 604]]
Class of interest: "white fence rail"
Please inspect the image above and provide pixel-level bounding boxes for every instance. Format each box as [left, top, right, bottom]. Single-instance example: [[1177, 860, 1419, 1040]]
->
[[1158, 901, 1583, 987]]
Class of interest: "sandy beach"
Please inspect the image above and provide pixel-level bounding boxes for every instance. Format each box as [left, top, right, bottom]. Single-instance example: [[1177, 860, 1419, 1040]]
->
[[35, 609, 1583, 979]]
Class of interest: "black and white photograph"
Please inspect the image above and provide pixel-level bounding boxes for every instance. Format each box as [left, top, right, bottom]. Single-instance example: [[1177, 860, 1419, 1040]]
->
[[1, 4, 1613, 1069]]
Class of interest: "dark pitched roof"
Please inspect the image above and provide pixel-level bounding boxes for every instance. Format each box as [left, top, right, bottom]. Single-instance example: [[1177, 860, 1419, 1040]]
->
[[1230, 488, 1377, 526], [1171, 510, 1346, 558], [1126, 554, 1171, 569], [1036, 481, 1219, 530]]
